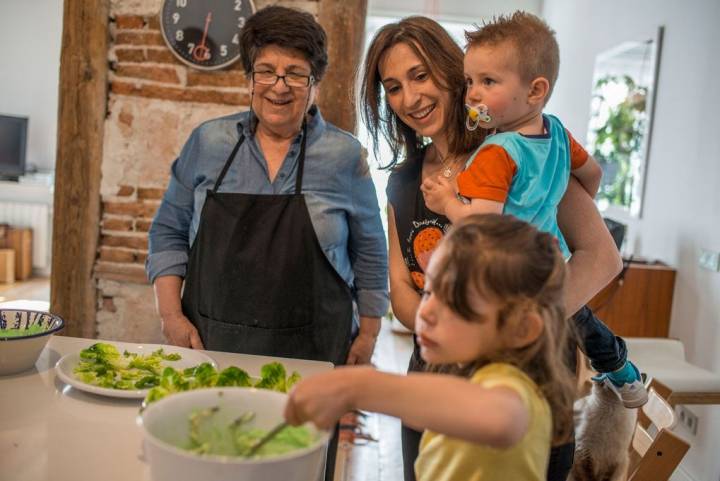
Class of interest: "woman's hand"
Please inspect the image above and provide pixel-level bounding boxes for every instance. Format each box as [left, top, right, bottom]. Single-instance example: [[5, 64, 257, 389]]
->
[[285, 367, 368, 430], [161, 312, 204, 349], [346, 332, 377, 365], [346, 316, 380, 365]]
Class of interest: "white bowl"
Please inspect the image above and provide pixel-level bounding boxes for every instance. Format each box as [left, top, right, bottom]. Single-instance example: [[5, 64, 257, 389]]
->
[[140, 387, 329, 481], [0, 309, 65, 375]]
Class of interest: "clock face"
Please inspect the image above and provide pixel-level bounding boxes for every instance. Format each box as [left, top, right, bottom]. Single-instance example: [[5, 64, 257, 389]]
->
[[160, 0, 256, 70]]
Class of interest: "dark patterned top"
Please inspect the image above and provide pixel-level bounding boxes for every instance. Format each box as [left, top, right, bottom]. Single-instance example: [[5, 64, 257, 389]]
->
[[386, 147, 451, 372]]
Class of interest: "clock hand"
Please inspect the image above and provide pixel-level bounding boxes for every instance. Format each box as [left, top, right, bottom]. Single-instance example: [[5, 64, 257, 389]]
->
[[192, 12, 212, 62]]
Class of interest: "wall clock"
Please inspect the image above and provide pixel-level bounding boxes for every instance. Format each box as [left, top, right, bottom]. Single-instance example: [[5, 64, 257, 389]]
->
[[159, 0, 256, 70]]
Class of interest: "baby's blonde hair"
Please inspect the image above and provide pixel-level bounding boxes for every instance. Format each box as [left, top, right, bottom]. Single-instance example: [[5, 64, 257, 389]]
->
[[465, 11, 560, 102], [429, 214, 576, 445]]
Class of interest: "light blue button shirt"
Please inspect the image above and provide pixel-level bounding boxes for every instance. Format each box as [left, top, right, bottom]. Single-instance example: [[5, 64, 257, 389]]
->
[[146, 107, 389, 318]]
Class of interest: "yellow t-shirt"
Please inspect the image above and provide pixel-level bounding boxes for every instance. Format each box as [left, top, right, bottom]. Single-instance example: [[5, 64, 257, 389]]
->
[[414, 363, 552, 481]]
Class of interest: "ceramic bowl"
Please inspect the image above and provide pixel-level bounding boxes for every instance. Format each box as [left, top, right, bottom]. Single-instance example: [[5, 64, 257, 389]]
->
[[0, 309, 65, 375], [141, 387, 329, 481]]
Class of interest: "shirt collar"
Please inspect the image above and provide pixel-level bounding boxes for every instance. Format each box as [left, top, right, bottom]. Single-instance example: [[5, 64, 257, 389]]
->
[[236, 104, 326, 146]]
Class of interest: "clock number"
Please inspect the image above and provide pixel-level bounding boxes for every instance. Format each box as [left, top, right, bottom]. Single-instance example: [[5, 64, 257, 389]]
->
[[175, 30, 184, 41], [232, 33, 240, 45], [234, 0, 243, 11], [176, 0, 187, 7], [220, 45, 228, 57], [172, 12, 180, 24], [187, 42, 195, 54], [238, 17, 245, 28]]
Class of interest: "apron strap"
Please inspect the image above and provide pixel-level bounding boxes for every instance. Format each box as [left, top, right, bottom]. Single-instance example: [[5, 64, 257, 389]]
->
[[295, 121, 308, 195], [212, 120, 308, 195], [212, 133, 245, 194]]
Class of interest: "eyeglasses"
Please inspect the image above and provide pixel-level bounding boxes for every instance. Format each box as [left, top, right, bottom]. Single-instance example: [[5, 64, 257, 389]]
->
[[252, 71, 314, 88]]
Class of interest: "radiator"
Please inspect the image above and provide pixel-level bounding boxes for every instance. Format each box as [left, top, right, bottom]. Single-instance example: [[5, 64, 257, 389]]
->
[[0, 201, 52, 272]]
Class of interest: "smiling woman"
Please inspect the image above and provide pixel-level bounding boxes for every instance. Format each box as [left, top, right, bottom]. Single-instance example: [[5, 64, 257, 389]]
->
[[147, 8, 389, 478], [147, 4, 388, 372]]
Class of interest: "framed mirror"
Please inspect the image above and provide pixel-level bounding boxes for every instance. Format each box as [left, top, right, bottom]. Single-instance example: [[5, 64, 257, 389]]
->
[[587, 26, 664, 218]]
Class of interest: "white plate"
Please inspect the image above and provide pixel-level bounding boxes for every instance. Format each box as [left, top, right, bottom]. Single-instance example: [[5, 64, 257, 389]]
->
[[55, 341, 217, 399]]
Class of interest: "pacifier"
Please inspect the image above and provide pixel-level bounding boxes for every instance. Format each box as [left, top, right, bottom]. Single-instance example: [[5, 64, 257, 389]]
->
[[465, 103, 492, 131]]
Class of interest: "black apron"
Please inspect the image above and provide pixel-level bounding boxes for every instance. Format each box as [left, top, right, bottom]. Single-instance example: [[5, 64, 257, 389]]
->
[[181, 125, 354, 365]]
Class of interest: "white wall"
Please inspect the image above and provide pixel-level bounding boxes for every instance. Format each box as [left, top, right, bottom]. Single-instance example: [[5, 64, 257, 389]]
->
[[543, 1, 720, 480], [0, 0, 63, 172]]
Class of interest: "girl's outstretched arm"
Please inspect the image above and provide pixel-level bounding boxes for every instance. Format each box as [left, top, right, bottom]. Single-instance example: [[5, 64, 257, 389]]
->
[[284, 367, 529, 449]]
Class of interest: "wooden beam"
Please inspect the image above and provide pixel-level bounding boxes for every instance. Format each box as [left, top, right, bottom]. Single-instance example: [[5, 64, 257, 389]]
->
[[51, 0, 109, 338], [316, 0, 368, 134]]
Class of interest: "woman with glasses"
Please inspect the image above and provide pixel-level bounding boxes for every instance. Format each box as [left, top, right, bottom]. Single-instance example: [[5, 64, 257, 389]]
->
[[147, 5, 388, 371]]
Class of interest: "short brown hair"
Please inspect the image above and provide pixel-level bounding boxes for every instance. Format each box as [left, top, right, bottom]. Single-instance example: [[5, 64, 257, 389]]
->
[[360, 16, 485, 169], [465, 11, 560, 101], [430, 214, 576, 445], [239, 6, 328, 81]]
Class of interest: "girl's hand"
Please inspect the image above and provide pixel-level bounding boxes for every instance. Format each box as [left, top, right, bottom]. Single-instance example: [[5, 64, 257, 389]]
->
[[284, 367, 369, 430], [421, 176, 455, 215]]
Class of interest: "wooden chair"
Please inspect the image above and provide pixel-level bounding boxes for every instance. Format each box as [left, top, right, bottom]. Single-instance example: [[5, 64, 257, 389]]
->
[[625, 338, 720, 406], [627, 379, 690, 481]]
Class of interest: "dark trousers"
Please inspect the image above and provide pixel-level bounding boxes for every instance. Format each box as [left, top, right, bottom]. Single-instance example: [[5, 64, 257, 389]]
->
[[324, 424, 339, 481], [573, 305, 627, 373]]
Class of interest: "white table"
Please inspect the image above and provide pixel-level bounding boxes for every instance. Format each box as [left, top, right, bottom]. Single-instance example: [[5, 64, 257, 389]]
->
[[0, 336, 334, 481]]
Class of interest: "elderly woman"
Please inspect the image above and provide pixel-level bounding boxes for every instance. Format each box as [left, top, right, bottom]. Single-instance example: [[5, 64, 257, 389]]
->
[[146, 6, 388, 368]]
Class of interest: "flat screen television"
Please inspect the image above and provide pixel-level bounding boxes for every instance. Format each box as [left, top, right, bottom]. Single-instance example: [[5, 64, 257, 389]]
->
[[0, 114, 28, 180]]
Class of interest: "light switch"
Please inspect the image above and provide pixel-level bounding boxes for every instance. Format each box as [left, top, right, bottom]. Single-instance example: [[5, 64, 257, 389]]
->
[[699, 248, 720, 272]]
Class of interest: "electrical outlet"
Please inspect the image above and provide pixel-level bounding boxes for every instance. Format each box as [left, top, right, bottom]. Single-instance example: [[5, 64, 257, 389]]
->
[[678, 406, 698, 435], [699, 248, 720, 271]]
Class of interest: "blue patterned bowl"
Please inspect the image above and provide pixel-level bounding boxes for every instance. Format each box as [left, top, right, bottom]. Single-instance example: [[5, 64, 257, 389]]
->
[[0, 309, 65, 375]]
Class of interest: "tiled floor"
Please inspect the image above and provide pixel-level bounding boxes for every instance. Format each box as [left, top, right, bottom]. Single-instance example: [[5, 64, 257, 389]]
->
[[334, 320, 414, 481]]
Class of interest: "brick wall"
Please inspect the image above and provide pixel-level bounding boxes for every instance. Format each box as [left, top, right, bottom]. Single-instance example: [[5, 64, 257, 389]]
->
[[96, 0, 319, 342]]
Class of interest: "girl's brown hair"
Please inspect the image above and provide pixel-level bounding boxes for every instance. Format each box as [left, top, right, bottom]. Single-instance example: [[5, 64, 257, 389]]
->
[[360, 16, 485, 169], [430, 214, 576, 445]]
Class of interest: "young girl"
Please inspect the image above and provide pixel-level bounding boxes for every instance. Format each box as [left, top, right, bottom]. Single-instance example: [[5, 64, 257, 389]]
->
[[285, 214, 577, 481]]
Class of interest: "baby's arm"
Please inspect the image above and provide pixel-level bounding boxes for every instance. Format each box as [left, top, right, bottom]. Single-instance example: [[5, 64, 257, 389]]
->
[[421, 175, 502, 223], [445, 197, 503, 223], [567, 130, 602, 198], [285, 367, 529, 449], [572, 154, 602, 198]]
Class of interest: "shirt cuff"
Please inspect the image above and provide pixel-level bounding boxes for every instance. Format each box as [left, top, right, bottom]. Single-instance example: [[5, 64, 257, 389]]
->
[[356, 288, 389, 318], [145, 250, 189, 284]]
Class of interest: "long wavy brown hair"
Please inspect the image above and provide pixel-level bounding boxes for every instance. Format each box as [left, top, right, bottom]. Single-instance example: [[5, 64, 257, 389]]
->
[[360, 16, 485, 169], [429, 214, 577, 446]]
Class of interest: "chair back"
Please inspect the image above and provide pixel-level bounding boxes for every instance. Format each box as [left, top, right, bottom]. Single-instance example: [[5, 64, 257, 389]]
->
[[628, 381, 690, 481]]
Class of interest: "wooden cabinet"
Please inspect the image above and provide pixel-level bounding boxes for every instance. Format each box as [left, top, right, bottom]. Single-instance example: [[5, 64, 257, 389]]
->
[[0, 249, 14, 283], [1, 228, 32, 281], [587, 260, 676, 338]]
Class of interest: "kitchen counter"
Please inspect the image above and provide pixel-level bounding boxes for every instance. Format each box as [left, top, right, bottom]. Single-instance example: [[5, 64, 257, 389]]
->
[[0, 335, 334, 481]]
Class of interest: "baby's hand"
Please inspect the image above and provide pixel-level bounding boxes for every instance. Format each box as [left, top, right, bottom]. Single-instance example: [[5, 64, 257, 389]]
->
[[421, 176, 456, 215]]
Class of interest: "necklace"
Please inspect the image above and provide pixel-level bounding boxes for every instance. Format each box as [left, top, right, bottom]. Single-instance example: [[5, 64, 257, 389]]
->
[[435, 146, 455, 178]]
